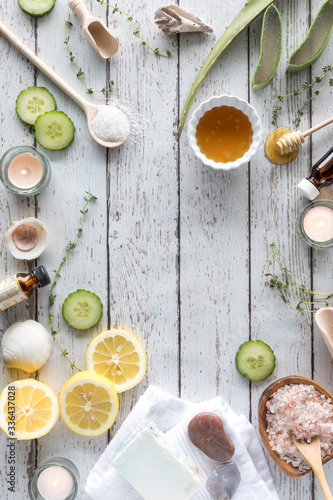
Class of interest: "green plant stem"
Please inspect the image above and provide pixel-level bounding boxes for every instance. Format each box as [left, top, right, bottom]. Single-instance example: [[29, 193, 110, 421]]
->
[[65, 17, 114, 94], [96, 0, 177, 56], [265, 243, 333, 313], [48, 192, 97, 370], [272, 65, 333, 126]]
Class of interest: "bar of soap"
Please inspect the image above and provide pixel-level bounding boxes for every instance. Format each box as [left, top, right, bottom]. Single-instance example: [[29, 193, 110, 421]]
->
[[188, 412, 235, 462], [112, 423, 203, 500]]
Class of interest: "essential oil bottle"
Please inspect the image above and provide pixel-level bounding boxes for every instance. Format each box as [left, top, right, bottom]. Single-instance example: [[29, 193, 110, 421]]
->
[[298, 146, 333, 200], [0, 266, 51, 311]]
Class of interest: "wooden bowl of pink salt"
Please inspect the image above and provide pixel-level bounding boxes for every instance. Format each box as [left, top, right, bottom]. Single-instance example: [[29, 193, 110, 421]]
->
[[258, 376, 333, 477]]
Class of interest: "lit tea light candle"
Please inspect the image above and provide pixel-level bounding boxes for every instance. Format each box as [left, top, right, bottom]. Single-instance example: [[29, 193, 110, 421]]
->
[[7, 153, 43, 189], [0, 146, 51, 195], [28, 457, 79, 500], [37, 466, 74, 500], [303, 206, 333, 242]]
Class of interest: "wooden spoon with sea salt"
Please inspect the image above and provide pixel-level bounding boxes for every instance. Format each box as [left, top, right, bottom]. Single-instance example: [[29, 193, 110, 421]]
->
[[293, 436, 333, 500], [0, 22, 130, 148]]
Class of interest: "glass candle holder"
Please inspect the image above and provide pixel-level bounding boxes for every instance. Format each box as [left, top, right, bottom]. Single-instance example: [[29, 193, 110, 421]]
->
[[0, 145, 51, 196], [28, 457, 79, 500], [297, 200, 333, 248]]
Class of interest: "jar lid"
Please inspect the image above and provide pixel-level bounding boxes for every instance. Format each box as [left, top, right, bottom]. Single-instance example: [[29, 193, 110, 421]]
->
[[33, 265, 51, 287], [297, 179, 320, 200]]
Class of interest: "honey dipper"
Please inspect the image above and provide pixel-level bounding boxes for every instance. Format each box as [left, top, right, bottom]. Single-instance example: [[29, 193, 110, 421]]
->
[[276, 116, 333, 155]]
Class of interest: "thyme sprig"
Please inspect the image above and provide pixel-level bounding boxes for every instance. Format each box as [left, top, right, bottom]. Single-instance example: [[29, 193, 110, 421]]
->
[[65, 17, 114, 94], [265, 243, 333, 313], [272, 65, 333, 127], [96, 0, 177, 56], [48, 192, 97, 370]]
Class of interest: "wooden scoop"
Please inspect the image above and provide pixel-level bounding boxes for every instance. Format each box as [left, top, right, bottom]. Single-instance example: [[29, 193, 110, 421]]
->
[[276, 116, 333, 155], [315, 307, 333, 359], [293, 436, 333, 500], [0, 22, 129, 148], [69, 0, 118, 59]]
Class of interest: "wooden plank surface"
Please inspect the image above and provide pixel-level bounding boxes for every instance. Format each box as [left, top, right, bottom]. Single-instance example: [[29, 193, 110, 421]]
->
[[0, 0, 333, 498]]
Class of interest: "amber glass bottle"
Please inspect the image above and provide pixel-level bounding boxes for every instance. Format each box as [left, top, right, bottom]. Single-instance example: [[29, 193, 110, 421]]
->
[[0, 266, 51, 311], [298, 146, 333, 200]]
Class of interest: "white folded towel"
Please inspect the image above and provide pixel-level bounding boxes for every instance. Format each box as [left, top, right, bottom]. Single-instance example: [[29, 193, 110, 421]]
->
[[85, 385, 279, 500]]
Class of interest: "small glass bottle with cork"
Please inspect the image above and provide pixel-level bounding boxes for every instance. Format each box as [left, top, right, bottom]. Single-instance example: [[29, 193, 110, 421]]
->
[[0, 266, 51, 311], [298, 146, 333, 200]]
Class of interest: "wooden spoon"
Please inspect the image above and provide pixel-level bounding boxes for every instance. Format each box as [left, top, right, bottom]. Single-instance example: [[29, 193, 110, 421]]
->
[[293, 436, 333, 500], [0, 22, 130, 148], [315, 307, 333, 359], [258, 376, 333, 477], [68, 0, 118, 59]]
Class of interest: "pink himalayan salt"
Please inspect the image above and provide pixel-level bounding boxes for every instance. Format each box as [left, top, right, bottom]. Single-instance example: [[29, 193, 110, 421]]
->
[[266, 384, 333, 472]]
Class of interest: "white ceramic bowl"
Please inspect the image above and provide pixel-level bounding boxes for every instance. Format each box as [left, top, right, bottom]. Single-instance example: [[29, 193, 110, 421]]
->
[[187, 95, 262, 171]]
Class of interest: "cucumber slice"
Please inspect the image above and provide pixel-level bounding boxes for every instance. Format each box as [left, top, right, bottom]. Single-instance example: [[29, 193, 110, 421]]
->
[[34, 111, 75, 151], [16, 86, 56, 126], [18, 0, 56, 17], [62, 290, 103, 331], [236, 340, 275, 381]]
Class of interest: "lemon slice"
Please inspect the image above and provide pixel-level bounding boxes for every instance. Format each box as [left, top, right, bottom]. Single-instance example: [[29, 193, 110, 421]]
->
[[87, 329, 146, 393], [0, 379, 59, 440], [59, 371, 119, 436]]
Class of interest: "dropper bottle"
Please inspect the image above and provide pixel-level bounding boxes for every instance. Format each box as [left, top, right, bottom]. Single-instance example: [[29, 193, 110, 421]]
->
[[0, 265, 51, 311], [298, 146, 333, 200]]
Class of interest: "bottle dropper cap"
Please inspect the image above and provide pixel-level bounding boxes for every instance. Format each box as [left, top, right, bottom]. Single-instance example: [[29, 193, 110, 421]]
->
[[32, 266, 51, 287], [297, 179, 320, 201]]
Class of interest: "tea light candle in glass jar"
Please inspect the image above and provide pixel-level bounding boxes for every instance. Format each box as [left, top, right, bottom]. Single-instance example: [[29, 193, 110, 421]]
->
[[0, 146, 51, 195], [28, 458, 79, 500], [297, 200, 333, 248], [37, 467, 74, 500]]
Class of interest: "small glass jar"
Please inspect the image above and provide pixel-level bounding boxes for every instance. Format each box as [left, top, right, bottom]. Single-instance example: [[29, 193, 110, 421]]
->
[[297, 199, 333, 248], [28, 457, 80, 500], [0, 145, 51, 196]]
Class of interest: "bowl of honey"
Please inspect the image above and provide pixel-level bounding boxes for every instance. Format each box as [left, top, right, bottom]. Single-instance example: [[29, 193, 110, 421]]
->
[[188, 95, 262, 170]]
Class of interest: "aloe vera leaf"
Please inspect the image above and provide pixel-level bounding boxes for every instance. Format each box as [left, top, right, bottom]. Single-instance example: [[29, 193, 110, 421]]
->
[[287, 0, 333, 72], [178, 0, 276, 137], [252, 5, 282, 90]]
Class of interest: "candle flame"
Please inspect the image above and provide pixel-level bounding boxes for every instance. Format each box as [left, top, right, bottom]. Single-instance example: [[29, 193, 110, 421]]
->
[[52, 476, 60, 487]]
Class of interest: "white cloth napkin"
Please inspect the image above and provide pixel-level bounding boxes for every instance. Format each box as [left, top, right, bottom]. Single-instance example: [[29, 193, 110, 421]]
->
[[85, 385, 279, 500]]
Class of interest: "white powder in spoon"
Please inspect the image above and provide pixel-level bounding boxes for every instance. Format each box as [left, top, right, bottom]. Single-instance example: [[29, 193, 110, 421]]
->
[[92, 106, 130, 142]]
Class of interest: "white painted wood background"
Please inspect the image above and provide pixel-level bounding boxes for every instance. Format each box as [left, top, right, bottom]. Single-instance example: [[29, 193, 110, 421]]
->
[[0, 0, 333, 498]]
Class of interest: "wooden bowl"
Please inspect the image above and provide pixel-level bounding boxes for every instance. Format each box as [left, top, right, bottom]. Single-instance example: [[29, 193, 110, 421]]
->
[[258, 376, 333, 477]]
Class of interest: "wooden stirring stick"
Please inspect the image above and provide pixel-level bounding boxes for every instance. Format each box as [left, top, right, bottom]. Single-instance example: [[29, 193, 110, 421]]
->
[[276, 116, 333, 155], [293, 436, 333, 500]]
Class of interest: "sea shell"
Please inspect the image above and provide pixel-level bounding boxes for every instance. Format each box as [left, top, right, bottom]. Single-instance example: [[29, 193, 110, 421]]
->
[[154, 4, 213, 34], [4, 217, 48, 260]]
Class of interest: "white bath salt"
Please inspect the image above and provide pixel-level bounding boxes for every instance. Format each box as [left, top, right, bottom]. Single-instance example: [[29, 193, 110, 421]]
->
[[92, 106, 130, 142], [266, 384, 333, 472]]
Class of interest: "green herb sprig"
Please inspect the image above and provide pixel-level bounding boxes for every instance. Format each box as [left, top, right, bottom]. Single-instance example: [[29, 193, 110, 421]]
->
[[96, 0, 177, 56], [265, 243, 333, 313], [272, 65, 333, 127], [48, 192, 97, 370], [65, 17, 114, 94]]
